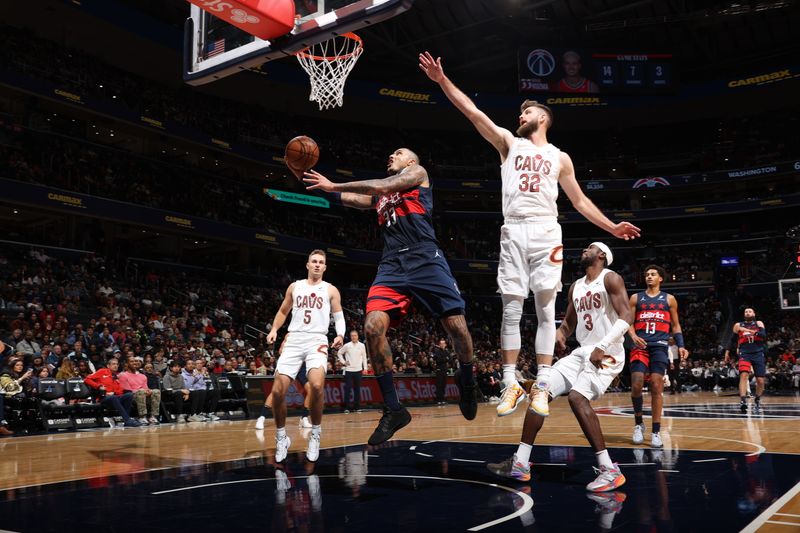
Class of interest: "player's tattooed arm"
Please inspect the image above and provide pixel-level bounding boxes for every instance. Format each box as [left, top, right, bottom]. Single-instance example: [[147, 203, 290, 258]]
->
[[340, 193, 376, 210], [304, 166, 427, 196]]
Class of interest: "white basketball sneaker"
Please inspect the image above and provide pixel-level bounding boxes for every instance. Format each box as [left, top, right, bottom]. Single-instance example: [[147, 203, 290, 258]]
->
[[306, 431, 321, 462], [632, 424, 644, 445], [300, 416, 313, 428], [255, 416, 265, 430], [275, 434, 291, 463], [651, 432, 663, 449]]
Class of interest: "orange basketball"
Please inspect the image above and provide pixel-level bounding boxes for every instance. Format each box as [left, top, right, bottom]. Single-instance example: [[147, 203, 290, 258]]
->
[[285, 136, 319, 178]]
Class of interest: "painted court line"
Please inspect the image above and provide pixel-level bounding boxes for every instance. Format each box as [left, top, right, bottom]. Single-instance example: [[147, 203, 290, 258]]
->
[[692, 457, 727, 463], [452, 458, 485, 463], [775, 513, 800, 518], [764, 520, 800, 527], [741, 479, 800, 533], [152, 474, 533, 531]]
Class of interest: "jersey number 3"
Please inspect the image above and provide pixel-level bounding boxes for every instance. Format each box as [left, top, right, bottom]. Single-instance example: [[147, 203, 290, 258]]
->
[[583, 313, 594, 331], [519, 173, 540, 193]]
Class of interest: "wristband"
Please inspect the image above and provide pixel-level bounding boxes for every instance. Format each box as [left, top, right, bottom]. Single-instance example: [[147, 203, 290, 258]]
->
[[674, 332, 685, 349]]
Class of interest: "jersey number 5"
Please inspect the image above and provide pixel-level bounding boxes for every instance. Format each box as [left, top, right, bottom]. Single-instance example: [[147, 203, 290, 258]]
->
[[303, 310, 312, 324], [519, 173, 540, 193]]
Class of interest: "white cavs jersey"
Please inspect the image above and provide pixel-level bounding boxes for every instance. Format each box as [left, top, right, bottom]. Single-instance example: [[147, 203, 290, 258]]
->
[[288, 279, 331, 336], [571, 269, 624, 356], [500, 139, 562, 218]]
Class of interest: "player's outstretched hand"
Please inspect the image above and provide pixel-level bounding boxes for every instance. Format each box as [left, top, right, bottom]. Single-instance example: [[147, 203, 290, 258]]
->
[[679, 347, 689, 360], [419, 51, 445, 83], [303, 169, 335, 192], [331, 335, 344, 349], [267, 330, 277, 345], [611, 221, 641, 240]]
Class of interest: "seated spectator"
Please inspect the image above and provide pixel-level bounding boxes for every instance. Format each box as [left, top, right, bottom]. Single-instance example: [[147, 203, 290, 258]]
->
[[1, 359, 31, 398], [56, 358, 79, 380], [195, 358, 220, 422], [68, 341, 94, 372], [76, 360, 92, 378], [84, 357, 141, 427], [162, 360, 190, 423], [153, 350, 167, 374], [30, 367, 51, 395], [118, 359, 161, 425], [248, 361, 267, 376], [14, 330, 40, 357], [181, 359, 208, 422], [142, 362, 162, 390]]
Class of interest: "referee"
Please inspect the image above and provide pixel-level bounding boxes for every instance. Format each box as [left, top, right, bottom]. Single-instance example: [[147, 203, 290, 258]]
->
[[337, 330, 367, 412]]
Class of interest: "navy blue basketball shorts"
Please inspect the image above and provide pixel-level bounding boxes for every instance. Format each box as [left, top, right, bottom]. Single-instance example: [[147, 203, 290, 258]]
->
[[367, 243, 465, 326], [738, 352, 766, 378], [630, 344, 669, 376]]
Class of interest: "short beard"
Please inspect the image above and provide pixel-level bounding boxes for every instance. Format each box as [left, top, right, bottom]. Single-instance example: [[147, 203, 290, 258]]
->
[[516, 120, 538, 137], [580, 256, 594, 268]]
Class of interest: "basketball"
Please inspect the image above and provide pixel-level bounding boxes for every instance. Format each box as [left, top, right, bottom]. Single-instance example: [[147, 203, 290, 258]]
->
[[285, 135, 319, 177]]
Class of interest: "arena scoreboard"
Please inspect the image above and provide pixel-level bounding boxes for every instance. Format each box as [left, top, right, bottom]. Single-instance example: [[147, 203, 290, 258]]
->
[[518, 47, 674, 94], [592, 53, 673, 91]]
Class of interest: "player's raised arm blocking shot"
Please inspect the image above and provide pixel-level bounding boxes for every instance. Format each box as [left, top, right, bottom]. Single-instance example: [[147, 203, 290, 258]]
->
[[419, 51, 640, 420]]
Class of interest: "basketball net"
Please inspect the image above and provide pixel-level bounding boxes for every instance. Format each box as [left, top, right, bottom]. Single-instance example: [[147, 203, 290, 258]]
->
[[295, 33, 363, 110]]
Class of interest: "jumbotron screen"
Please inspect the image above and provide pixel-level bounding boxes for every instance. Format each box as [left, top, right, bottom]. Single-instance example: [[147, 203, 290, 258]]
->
[[518, 47, 674, 94]]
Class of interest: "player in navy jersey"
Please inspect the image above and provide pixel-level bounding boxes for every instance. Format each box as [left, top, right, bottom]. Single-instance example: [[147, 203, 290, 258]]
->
[[728, 307, 766, 413], [628, 265, 688, 448], [304, 148, 478, 445]]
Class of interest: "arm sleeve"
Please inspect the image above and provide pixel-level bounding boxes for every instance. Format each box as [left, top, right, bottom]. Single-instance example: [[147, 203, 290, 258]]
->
[[333, 311, 346, 337], [596, 319, 631, 352]]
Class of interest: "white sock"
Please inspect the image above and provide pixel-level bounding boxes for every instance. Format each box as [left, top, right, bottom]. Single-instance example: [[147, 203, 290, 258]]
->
[[537, 365, 552, 387], [515, 442, 532, 465], [312, 424, 321, 436], [276, 427, 286, 439], [502, 364, 517, 387], [596, 449, 613, 469]]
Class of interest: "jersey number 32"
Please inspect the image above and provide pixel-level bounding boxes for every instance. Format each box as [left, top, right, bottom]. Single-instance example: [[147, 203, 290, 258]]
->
[[518, 173, 540, 192]]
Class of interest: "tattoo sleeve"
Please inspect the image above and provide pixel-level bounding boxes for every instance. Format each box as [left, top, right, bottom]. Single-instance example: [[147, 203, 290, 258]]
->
[[335, 166, 427, 195]]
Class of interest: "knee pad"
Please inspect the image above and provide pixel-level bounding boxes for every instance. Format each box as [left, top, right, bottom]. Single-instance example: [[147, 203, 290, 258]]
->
[[534, 289, 557, 356], [501, 295, 524, 350]]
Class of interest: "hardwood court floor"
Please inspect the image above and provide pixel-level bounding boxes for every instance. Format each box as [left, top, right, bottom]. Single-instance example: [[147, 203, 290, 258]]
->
[[2, 391, 799, 532]]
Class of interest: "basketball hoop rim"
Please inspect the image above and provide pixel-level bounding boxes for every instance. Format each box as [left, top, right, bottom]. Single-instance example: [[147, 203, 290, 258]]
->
[[294, 32, 363, 61]]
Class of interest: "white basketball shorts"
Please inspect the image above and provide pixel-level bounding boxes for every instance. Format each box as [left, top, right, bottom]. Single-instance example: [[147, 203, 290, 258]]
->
[[497, 217, 563, 296], [275, 332, 329, 379], [549, 344, 625, 401]]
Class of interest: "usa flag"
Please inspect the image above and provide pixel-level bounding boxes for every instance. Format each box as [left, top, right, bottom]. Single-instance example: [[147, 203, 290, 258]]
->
[[206, 39, 225, 58]]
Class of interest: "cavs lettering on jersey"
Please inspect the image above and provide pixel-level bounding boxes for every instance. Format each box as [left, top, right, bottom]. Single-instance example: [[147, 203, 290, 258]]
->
[[288, 280, 331, 335], [737, 321, 766, 354], [572, 269, 623, 357], [634, 291, 671, 346], [375, 183, 438, 254], [500, 139, 562, 218]]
